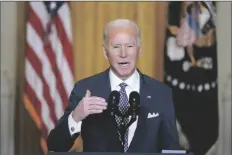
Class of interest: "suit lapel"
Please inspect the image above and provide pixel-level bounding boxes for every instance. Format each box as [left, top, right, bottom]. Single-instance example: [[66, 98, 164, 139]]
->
[[127, 71, 151, 152], [92, 68, 111, 99]]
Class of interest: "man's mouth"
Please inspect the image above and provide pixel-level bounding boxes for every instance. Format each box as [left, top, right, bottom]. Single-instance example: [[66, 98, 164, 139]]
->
[[118, 62, 129, 67]]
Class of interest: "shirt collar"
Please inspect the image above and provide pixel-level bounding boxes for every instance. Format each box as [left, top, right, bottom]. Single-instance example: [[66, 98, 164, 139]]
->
[[109, 69, 140, 89]]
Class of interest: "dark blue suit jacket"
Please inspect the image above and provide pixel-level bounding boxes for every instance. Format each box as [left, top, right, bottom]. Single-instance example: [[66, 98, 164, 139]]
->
[[47, 68, 180, 152]]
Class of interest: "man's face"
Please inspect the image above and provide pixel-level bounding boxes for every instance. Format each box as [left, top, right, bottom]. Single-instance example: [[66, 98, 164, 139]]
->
[[103, 26, 141, 80]]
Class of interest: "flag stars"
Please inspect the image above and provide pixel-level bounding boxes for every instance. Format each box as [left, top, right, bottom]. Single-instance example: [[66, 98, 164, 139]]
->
[[172, 79, 178, 86], [179, 82, 185, 89], [192, 85, 196, 91], [204, 83, 210, 90], [187, 84, 191, 90], [211, 82, 216, 88], [198, 85, 203, 92], [165, 74, 217, 92], [167, 75, 172, 82]]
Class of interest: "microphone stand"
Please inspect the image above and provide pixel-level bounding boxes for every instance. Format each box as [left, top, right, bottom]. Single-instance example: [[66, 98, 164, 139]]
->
[[115, 106, 138, 152], [109, 101, 126, 151], [108, 92, 139, 152], [118, 116, 127, 152]]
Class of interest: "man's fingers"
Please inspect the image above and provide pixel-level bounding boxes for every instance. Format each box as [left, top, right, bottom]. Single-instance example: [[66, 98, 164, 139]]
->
[[88, 101, 107, 107], [85, 89, 91, 97], [89, 104, 107, 110], [88, 109, 103, 114], [85, 97, 106, 102]]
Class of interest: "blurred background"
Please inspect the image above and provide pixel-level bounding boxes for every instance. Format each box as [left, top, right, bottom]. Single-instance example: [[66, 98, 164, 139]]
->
[[1, 1, 231, 155]]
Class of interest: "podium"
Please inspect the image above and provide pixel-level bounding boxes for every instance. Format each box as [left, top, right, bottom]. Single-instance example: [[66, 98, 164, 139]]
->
[[48, 153, 194, 155]]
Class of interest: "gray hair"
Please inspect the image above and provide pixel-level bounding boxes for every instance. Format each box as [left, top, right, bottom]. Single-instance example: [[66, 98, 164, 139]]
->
[[103, 19, 141, 45]]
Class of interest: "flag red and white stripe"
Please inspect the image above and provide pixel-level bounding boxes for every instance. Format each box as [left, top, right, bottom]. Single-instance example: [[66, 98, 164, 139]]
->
[[23, 2, 74, 154]]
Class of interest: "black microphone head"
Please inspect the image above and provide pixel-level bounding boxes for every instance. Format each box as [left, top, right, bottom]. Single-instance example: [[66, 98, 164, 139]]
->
[[108, 90, 120, 104], [128, 91, 140, 117], [129, 91, 140, 108], [108, 91, 120, 116], [129, 91, 140, 107]]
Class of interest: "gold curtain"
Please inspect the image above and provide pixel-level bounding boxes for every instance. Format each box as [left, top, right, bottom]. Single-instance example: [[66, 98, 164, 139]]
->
[[69, 2, 168, 151]]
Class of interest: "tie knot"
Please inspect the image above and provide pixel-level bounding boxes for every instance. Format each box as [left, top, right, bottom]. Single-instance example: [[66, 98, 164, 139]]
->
[[119, 82, 127, 89]]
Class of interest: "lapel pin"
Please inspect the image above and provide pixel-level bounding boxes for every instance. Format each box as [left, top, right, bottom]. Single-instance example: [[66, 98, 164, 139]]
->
[[147, 96, 151, 99]]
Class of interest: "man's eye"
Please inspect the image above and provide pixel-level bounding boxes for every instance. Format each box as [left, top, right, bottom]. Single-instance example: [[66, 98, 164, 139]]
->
[[113, 46, 120, 48], [127, 45, 134, 48]]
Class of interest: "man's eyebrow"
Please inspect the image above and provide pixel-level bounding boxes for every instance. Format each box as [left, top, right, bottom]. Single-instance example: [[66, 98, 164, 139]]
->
[[111, 42, 135, 45], [110, 43, 121, 46], [126, 42, 135, 45]]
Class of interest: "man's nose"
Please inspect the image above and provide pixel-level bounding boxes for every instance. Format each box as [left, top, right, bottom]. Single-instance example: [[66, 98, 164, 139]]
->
[[120, 47, 127, 58]]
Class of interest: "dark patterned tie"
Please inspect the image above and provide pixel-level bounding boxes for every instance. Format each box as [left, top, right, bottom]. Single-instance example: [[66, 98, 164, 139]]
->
[[115, 82, 130, 152]]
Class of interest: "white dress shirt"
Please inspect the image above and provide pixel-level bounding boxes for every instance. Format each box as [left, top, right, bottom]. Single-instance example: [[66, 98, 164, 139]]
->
[[68, 69, 140, 147]]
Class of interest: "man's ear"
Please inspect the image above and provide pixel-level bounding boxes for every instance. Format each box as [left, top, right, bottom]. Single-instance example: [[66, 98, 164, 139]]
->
[[102, 43, 108, 60]]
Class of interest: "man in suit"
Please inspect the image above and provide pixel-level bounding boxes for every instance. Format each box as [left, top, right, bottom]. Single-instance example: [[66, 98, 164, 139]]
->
[[47, 19, 180, 152]]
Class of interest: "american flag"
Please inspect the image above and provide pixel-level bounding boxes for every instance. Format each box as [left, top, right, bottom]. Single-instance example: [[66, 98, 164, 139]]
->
[[23, 1, 74, 154]]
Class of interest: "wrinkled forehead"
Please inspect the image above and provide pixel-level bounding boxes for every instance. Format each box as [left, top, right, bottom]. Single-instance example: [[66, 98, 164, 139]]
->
[[107, 27, 137, 43]]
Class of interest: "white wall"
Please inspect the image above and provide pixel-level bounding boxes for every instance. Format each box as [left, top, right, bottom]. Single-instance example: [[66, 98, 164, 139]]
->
[[216, 2, 231, 155], [0, 2, 18, 155]]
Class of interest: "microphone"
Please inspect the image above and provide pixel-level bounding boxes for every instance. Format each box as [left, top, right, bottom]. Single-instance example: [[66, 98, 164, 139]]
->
[[107, 90, 125, 151], [107, 90, 120, 116], [128, 91, 140, 117], [125, 91, 140, 128]]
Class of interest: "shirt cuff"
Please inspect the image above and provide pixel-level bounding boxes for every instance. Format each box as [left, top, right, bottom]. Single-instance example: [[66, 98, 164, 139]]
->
[[68, 112, 82, 136]]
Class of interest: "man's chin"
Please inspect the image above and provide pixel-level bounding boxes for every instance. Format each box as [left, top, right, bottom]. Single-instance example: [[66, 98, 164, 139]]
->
[[117, 70, 134, 80]]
